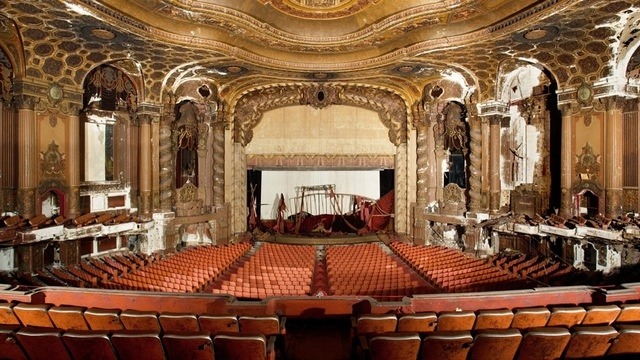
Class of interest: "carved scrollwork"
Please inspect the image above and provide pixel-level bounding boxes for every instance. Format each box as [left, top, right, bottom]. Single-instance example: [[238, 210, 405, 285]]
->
[[574, 143, 601, 181], [439, 183, 466, 215], [40, 141, 66, 180], [233, 83, 408, 146], [178, 181, 198, 203]]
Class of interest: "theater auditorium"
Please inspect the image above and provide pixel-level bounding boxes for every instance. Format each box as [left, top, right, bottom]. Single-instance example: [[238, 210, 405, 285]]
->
[[3, 0, 640, 359]]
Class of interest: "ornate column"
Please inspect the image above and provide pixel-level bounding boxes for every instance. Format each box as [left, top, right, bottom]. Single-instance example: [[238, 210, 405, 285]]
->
[[159, 104, 175, 212], [478, 101, 508, 215], [137, 103, 161, 216], [66, 103, 81, 218], [559, 103, 575, 218], [16, 95, 38, 218], [138, 114, 152, 216], [426, 109, 438, 206], [151, 115, 160, 211], [212, 101, 227, 209], [395, 142, 408, 234], [488, 115, 502, 213], [232, 142, 247, 235], [467, 103, 483, 213], [603, 96, 625, 218], [413, 101, 429, 209]]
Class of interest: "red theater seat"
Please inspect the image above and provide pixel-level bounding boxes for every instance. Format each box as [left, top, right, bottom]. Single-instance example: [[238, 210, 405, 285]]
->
[[606, 324, 640, 357], [0, 325, 27, 360], [397, 313, 437, 334], [420, 330, 473, 360], [582, 304, 621, 325], [468, 328, 522, 360], [198, 314, 239, 335], [616, 303, 640, 324], [562, 325, 618, 359], [0, 302, 21, 326], [159, 312, 200, 332], [546, 306, 586, 328], [12, 303, 54, 328], [354, 314, 398, 335], [111, 330, 166, 360], [368, 332, 421, 360], [474, 309, 514, 330], [15, 327, 71, 360], [436, 310, 476, 331], [84, 308, 124, 330], [214, 331, 275, 360], [516, 327, 570, 360], [120, 309, 161, 331], [62, 329, 118, 360], [162, 331, 214, 360], [49, 305, 90, 330], [511, 307, 550, 330], [239, 315, 285, 336]]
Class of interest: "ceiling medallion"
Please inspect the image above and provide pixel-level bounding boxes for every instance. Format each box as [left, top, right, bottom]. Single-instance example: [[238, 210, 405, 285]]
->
[[226, 66, 245, 74], [260, 0, 377, 19], [396, 65, 415, 73], [307, 72, 335, 80], [514, 26, 559, 43], [90, 28, 116, 40]]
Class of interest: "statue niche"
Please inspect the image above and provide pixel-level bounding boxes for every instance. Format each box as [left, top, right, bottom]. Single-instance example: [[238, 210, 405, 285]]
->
[[437, 102, 469, 216], [442, 102, 468, 188], [173, 100, 203, 216], [174, 101, 199, 188]]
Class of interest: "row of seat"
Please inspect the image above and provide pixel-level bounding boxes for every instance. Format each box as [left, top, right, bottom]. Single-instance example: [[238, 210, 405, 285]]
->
[[0, 302, 286, 335], [489, 252, 576, 282], [210, 243, 316, 299], [104, 243, 251, 292], [353, 304, 640, 336], [326, 243, 434, 300], [390, 242, 528, 293], [357, 325, 640, 360], [0, 326, 276, 360]]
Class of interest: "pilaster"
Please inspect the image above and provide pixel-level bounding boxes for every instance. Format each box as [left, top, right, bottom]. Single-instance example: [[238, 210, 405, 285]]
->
[[602, 96, 625, 218], [15, 94, 38, 217]]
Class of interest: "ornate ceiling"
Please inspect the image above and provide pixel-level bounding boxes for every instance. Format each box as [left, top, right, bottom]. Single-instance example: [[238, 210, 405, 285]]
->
[[1, 0, 639, 104]]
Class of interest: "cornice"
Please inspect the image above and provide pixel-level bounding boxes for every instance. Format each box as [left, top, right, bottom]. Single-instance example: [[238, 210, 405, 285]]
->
[[81, 0, 569, 64]]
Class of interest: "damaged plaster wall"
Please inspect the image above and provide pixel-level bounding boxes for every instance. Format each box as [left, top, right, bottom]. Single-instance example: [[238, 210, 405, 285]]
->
[[498, 64, 545, 208]]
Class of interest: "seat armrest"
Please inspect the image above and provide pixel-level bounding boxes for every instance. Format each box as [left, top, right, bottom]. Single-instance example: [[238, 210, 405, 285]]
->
[[279, 316, 287, 335], [267, 335, 277, 360]]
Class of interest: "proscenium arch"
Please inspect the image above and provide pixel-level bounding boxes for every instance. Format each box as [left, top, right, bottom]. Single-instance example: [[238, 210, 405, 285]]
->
[[233, 83, 408, 146], [231, 82, 410, 235]]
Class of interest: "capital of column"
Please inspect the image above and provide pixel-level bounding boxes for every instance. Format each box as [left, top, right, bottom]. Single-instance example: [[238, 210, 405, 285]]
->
[[137, 102, 162, 124], [138, 114, 153, 125], [598, 95, 627, 112], [477, 100, 509, 118], [14, 94, 38, 110]]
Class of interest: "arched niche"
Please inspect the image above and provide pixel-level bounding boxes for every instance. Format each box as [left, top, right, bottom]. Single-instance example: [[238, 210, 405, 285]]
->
[[79, 63, 139, 213], [572, 182, 603, 217], [496, 59, 560, 213], [40, 189, 65, 218]]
